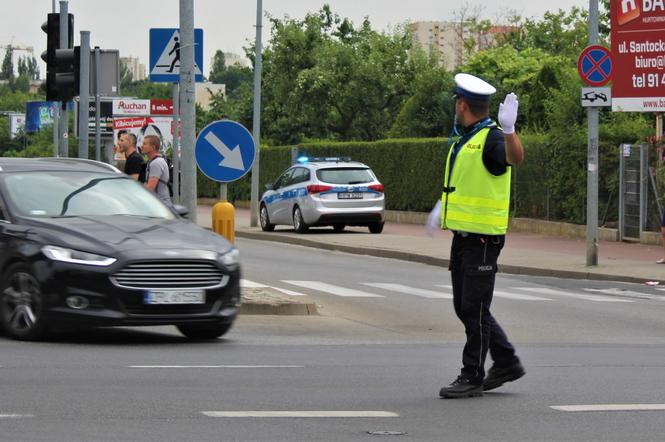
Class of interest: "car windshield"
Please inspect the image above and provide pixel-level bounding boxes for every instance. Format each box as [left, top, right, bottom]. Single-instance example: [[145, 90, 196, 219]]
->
[[316, 167, 374, 184], [1, 171, 175, 219]]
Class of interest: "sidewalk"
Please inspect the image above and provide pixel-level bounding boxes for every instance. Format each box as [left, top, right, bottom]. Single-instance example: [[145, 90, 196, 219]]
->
[[197, 206, 665, 285]]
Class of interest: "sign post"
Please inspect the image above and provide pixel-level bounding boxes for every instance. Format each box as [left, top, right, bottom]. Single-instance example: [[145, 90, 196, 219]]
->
[[578, 1, 613, 266]]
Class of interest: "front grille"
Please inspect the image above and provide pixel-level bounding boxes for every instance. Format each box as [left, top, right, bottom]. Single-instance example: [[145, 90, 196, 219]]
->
[[111, 261, 226, 289]]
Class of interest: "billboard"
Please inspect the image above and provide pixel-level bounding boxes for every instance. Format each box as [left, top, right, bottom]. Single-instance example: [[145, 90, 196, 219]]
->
[[25, 101, 59, 133], [111, 99, 177, 155], [9, 113, 26, 139], [611, 0, 665, 111]]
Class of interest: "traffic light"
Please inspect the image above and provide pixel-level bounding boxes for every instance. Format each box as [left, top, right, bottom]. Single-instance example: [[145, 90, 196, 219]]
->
[[40, 13, 75, 102], [54, 46, 80, 103]]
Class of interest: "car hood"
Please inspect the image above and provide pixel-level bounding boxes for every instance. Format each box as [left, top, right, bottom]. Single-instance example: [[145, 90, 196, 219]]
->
[[20, 215, 232, 255]]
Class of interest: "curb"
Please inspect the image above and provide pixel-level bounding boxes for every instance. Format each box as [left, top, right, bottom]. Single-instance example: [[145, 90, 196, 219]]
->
[[239, 287, 318, 316], [235, 230, 665, 286], [240, 302, 318, 315]]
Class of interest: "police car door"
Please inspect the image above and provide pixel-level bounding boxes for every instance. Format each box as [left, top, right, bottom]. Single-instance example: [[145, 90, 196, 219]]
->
[[270, 168, 295, 224], [285, 167, 309, 222]]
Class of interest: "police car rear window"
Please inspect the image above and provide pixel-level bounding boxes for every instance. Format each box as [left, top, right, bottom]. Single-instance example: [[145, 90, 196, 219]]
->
[[316, 168, 373, 184]]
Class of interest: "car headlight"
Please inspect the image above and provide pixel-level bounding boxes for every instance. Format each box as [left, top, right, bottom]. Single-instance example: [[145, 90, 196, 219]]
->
[[218, 248, 240, 269], [41, 245, 117, 267]]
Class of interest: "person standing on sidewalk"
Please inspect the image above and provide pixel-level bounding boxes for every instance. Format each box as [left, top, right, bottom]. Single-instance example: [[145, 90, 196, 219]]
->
[[141, 135, 172, 207], [658, 211, 665, 264], [437, 73, 526, 399], [117, 132, 144, 181]]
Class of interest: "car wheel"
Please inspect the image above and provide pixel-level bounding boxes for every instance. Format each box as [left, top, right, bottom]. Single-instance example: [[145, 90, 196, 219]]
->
[[177, 322, 232, 340], [293, 206, 309, 233], [333, 224, 345, 232], [0, 263, 49, 341], [260, 204, 275, 232], [368, 222, 384, 234]]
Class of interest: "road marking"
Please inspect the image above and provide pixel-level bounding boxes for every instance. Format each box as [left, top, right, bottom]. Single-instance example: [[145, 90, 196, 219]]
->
[[435, 285, 552, 301], [129, 365, 304, 369], [363, 283, 452, 299], [202, 411, 399, 418], [281, 281, 384, 298], [492, 290, 553, 301], [240, 279, 267, 288], [583, 288, 657, 299], [514, 287, 633, 303], [0, 414, 33, 419], [551, 404, 665, 412], [272, 287, 308, 297]]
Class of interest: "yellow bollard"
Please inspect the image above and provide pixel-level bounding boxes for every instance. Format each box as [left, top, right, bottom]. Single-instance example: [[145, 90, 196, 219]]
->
[[212, 201, 235, 243]]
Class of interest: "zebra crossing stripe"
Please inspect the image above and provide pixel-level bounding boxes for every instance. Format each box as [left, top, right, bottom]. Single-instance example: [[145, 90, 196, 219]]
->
[[272, 287, 308, 297], [435, 285, 552, 301], [362, 283, 451, 299], [281, 281, 384, 298], [514, 287, 633, 303], [240, 279, 267, 288]]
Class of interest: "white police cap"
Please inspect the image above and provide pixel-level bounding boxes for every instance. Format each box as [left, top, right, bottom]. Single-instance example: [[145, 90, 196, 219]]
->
[[454, 73, 496, 102]]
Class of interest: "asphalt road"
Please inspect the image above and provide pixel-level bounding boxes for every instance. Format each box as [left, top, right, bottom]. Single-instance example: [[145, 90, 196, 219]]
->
[[1, 238, 665, 441]]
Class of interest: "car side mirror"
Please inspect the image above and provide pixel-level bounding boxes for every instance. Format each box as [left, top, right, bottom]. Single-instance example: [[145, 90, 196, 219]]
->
[[265, 183, 275, 191], [171, 204, 189, 218]]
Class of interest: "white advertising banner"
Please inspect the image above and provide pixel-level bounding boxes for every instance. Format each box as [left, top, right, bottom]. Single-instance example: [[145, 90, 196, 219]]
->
[[112, 99, 151, 116], [112, 116, 176, 154]]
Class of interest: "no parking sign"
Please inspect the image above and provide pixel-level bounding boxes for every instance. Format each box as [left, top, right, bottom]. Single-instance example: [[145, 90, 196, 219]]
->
[[578, 45, 614, 87]]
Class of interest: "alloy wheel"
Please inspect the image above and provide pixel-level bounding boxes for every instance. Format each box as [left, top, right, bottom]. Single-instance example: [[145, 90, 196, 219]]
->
[[1, 270, 43, 337]]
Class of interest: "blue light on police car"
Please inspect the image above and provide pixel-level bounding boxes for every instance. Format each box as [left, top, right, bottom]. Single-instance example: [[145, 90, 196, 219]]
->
[[297, 156, 309, 163]]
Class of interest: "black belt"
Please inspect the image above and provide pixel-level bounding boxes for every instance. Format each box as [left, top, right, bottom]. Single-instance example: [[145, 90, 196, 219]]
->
[[453, 231, 504, 240]]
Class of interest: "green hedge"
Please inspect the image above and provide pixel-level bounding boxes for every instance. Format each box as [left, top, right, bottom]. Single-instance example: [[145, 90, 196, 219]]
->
[[196, 134, 622, 223]]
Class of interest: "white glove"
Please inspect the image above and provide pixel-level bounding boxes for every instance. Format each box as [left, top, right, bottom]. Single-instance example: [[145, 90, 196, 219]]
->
[[426, 200, 442, 237], [498, 92, 519, 134]]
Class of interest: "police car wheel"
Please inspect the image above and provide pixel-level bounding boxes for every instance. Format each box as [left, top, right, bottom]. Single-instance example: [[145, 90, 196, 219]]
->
[[260, 205, 275, 232], [368, 222, 384, 234], [332, 224, 345, 232], [293, 207, 309, 233]]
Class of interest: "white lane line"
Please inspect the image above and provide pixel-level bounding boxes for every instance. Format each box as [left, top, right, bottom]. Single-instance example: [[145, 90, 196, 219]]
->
[[363, 283, 451, 299], [514, 287, 633, 303], [0, 414, 34, 419], [129, 365, 304, 369], [281, 281, 384, 298], [551, 404, 665, 412], [493, 290, 553, 301], [435, 285, 551, 301], [272, 287, 308, 297], [583, 288, 657, 299], [240, 279, 267, 288], [202, 411, 399, 418]]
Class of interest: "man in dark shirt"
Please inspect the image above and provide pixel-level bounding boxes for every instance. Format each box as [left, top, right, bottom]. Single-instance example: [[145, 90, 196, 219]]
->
[[117, 132, 143, 180]]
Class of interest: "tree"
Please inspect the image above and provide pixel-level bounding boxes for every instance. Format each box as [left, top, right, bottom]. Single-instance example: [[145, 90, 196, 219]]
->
[[1, 47, 14, 80]]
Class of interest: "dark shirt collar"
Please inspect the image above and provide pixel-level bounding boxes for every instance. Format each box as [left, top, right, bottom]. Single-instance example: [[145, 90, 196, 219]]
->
[[461, 117, 492, 134]]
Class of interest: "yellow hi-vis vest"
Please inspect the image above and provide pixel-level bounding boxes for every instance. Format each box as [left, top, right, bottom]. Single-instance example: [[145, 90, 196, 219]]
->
[[441, 127, 511, 235]]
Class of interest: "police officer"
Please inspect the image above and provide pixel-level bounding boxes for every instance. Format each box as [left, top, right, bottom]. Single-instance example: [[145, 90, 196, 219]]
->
[[437, 73, 525, 399]]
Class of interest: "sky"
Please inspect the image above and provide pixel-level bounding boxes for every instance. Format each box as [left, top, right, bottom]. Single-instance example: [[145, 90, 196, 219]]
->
[[2, 0, 590, 79]]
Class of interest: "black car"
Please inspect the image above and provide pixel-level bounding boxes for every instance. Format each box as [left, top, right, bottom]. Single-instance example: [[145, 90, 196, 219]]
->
[[0, 158, 240, 341]]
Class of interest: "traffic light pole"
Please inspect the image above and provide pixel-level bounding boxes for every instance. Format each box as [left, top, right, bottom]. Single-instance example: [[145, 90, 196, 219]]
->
[[94, 47, 101, 161], [78, 30, 90, 159], [59, 1, 69, 158]]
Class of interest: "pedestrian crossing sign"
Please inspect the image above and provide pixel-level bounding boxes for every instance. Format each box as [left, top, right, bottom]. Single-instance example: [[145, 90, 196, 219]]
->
[[149, 28, 204, 83]]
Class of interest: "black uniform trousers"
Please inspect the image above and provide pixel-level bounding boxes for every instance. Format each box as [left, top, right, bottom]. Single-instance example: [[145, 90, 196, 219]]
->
[[449, 232, 519, 384]]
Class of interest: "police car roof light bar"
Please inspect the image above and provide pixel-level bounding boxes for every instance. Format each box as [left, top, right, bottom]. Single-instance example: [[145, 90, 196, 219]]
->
[[298, 156, 353, 163]]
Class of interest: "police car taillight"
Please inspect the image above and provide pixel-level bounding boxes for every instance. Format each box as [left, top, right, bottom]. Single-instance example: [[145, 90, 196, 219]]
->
[[307, 184, 333, 194], [369, 184, 384, 193]]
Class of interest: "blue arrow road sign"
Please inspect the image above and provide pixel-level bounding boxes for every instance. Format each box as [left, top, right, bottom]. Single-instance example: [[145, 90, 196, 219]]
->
[[195, 120, 256, 183], [149, 28, 204, 82]]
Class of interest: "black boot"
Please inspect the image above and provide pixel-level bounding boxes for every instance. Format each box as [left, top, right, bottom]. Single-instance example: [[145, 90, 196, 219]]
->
[[439, 375, 483, 398], [482, 362, 525, 392]]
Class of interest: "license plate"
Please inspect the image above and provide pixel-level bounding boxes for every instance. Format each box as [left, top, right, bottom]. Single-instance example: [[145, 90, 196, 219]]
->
[[143, 290, 205, 305], [338, 192, 363, 199]]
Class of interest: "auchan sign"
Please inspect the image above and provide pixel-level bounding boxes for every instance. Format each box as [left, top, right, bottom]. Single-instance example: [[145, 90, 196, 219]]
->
[[112, 99, 151, 115]]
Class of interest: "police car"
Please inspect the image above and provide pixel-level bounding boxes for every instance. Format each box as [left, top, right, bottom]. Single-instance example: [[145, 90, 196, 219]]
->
[[259, 157, 385, 234]]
